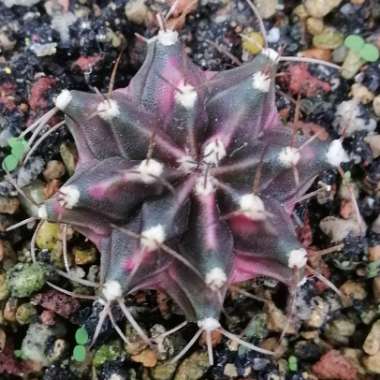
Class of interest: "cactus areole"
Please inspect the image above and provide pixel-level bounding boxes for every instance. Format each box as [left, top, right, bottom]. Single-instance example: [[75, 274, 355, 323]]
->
[[29, 29, 348, 358]]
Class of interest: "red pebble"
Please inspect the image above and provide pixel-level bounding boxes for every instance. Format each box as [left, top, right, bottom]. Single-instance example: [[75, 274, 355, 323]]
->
[[28, 77, 56, 111], [33, 290, 80, 319], [40, 309, 56, 326], [282, 64, 331, 97], [72, 54, 104, 72], [312, 350, 358, 380], [0, 343, 32, 375]]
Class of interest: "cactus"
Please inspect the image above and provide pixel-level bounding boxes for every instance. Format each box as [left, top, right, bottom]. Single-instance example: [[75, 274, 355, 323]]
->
[[11, 23, 349, 365]]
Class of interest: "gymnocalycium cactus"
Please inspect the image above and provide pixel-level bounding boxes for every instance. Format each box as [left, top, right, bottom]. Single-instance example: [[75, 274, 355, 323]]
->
[[15, 25, 349, 364]]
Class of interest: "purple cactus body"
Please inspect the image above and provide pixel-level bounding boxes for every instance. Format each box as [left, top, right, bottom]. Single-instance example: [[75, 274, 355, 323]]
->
[[32, 30, 346, 338]]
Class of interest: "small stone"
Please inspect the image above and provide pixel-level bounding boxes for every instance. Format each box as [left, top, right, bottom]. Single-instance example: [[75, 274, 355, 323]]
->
[[15, 303, 37, 325], [294, 340, 322, 361], [351, 83, 374, 104], [0, 32, 16, 51], [4, 297, 18, 322], [312, 350, 358, 380], [267, 27, 280, 43], [0, 328, 6, 351], [36, 221, 61, 253], [19, 181, 46, 216], [363, 352, 380, 374], [51, 12, 77, 44], [125, 0, 149, 24], [93, 340, 125, 368], [373, 277, 380, 302], [340, 199, 354, 219], [363, 319, 380, 355], [306, 17, 325, 35], [174, 351, 209, 380], [0, 240, 15, 265], [131, 348, 157, 367], [0, 197, 20, 214], [43, 160, 66, 181], [304, 0, 343, 18], [0, 272, 9, 301], [360, 304, 378, 325], [365, 135, 380, 158], [254, 0, 278, 19], [306, 296, 329, 328], [301, 48, 332, 61], [301, 330, 319, 339], [6, 263, 47, 298], [293, 4, 309, 19], [243, 312, 268, 340], [73, 246, 97, 265], [46, 338, 67, 363], [125, 322, 149, 355], [373, 95, 380, 117], [261, 336, 287, 356], [313, 28, 344, 50], [40, 309, 56, 325], [373, 215, 380, 234], [59, 143, 77, 176], [224, 363, 238, 378], [32, 289, 80, 318], [21, 323, 62, 366], [150, 324, 175, 361], [325, 318, 356, 345], [44, 179, 61, 199], [30, 42, 57, 57], [242, 31, 265, 55], [265, 301, 296, 334], [342, 349, 366, 376], [320, 216, 363, 242], [17, 156, 44, 188], [1, 0, 41, 6], [150, 362, 177, 380], [339, 280, 367, 307]]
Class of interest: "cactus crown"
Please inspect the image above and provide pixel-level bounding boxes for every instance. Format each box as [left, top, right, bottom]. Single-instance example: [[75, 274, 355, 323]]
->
[[13, 19, 348, 365]]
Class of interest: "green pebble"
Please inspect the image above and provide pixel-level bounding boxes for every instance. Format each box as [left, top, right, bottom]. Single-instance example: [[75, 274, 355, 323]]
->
[[313, 29, 344, 50], [73, 246, 97, 265], [36, 221, 61, 253], [367, 261, 380, 279], [151, 362, 177, 380], [244, 312, 268, 340], [75, 326, 89, 345], [2, 155, 19, 172], [174, 351, 209, 380], [93, 340, 125, 368], [6, 263, 47, 298], [360, 44, 380, 62], [73, 345, 87, 362], [238, 312, 268, 355], [344, 35, 364, 53], [288, 355, 298, 372], [16, 303, 37, 325]]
